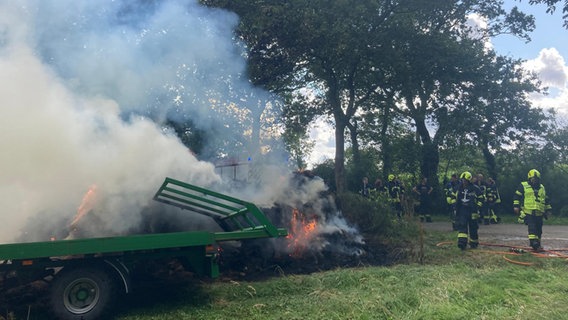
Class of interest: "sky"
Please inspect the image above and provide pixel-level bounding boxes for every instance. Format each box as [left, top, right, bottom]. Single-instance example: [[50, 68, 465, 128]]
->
[[493, 1, 568, 115], [307, 1, 568, 167]]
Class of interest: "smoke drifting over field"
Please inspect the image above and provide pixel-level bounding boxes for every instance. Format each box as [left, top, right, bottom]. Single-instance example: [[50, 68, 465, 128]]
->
[[0, 0, 258, 242], [0, 0, 362, 258]]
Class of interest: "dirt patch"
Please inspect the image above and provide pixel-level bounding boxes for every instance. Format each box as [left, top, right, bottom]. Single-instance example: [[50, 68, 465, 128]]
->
[[422, 221, 568, 250]]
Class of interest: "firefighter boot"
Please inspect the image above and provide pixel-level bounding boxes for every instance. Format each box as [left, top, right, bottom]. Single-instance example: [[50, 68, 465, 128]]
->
[[457, 238, 467, 251], [530, 239, 542, 252]]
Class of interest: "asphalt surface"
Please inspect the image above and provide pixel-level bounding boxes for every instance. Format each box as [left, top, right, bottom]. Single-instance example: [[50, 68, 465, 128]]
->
[[422, 221, 568, 250]]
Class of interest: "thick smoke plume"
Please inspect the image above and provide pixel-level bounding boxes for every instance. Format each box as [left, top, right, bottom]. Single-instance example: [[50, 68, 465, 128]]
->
[[0, 0, 363, 257], [0, 0, 249, 243]]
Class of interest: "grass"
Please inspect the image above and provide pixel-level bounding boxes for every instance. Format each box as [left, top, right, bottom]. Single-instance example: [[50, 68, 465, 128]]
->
[[4, 223, 567, 320], [111, 229, 568, 320], [111, 257, 568, 320]]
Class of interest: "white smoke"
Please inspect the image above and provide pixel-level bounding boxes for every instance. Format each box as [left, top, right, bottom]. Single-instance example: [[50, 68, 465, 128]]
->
[[0, 0, 253, 243], [0, 1, 362, 255]]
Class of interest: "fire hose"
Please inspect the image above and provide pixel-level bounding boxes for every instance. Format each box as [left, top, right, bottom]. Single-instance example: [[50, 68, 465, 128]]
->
[[436, 241, 568, 266]]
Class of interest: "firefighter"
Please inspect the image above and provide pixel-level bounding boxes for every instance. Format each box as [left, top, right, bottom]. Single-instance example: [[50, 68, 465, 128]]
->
[[445, 174, 460, 230], [360, 176, 371, 197], [413, 177, 433, 222], [387, 174, 405, 220], [369, 178, 388, 202], [513, 169, 552, 251], [473, 173, 487, 224], [484, 177, 501, 224], [449, 171, 484, 250], [373, 178, 388, 194]]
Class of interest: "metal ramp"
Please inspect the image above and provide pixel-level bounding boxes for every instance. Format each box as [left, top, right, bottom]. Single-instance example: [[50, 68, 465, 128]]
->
[[153, 177, 287, 241]]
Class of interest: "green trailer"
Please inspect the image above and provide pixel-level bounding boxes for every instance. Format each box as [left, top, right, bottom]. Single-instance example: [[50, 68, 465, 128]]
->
[[0, 177, 287, 319]]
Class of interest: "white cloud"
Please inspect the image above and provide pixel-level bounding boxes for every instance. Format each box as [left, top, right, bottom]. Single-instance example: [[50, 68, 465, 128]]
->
[[524, 48, 568, 114], [524, 48, 568, 88]]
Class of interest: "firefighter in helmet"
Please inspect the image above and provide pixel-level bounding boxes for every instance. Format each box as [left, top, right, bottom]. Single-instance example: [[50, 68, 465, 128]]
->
[[387, 174, 405, 220], [513, 169, 552, 251], [445, 174, 460, 230], [484, 177, 501, 224], [449, 171, 484, 250], [413, 176, 433, 222]]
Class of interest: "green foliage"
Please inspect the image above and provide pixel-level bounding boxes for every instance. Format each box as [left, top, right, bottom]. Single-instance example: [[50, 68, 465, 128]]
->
[[281, 99, 319, 170], [336, 192, 394, 235], [542, 165, 568, 217], [336, 191, 420, 258], [344, 147, 382, 193]]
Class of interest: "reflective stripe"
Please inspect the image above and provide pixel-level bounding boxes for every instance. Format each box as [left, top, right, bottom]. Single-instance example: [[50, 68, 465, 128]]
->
[[458, 233, 468, 239], [528, 234, 539, 240]]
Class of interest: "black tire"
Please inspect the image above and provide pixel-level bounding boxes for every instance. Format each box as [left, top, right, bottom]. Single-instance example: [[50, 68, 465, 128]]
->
[[50, 267, 116, 320]]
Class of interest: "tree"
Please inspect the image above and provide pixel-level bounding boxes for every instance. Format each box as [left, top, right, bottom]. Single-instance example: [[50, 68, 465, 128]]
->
[[457, 53, 553, 178], [377, 1, 537, 190], [201, 0, 404, 193], [201, 0, 538, 195], [281, 98, 317, 170]]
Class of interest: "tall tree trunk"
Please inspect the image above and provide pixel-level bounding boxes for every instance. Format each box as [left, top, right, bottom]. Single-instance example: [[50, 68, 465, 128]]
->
[[334, 121, 347, 194], [380, 100, 393, 179], [329, 75, 349, 195], [408, 96, 440, 184], [414, 113, 440, 186], [348, 120, 361, 168], [480, 140, 497, 179]]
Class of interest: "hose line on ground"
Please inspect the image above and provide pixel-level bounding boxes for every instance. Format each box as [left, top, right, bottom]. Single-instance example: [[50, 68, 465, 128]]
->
[[435, 241, 568, 265]]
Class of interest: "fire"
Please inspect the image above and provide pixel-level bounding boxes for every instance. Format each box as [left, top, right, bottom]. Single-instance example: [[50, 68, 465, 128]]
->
[[66, 184, 98, 238], [286, 208, 318, 258]]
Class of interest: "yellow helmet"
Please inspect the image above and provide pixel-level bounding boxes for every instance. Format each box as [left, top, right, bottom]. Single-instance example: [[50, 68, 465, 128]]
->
[[388, 174, 395, 182], [460, 171, 472, 181], [528, 169, 540, 179]]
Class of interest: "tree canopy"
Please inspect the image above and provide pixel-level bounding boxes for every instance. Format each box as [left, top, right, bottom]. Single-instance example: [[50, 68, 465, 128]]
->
[[196, 0, 566, 215]]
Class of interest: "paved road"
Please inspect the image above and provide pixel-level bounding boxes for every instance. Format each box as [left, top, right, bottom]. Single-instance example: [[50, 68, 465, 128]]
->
[[422, 221, 568, 249]]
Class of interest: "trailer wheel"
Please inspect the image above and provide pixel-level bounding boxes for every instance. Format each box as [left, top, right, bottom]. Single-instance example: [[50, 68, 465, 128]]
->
[[50, 267, 116, 320]]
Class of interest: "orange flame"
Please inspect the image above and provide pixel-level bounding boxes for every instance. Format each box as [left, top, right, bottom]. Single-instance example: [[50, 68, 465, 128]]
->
[[286, 208, 318, 258], [69, 184, 98, 228]]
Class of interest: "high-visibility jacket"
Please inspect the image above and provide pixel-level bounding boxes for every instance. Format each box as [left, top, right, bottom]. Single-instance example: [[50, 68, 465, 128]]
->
[[513, 181, 551, 215]]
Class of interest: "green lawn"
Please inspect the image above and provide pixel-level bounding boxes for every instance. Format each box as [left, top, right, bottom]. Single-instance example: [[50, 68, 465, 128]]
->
[[4, 224, 567, 320], [112, 229, 568, 320]]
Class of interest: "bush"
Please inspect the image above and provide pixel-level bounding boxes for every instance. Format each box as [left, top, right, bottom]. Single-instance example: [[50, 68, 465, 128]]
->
[[337, 192, 421, 263], [337, 192, 393, 234], [337, 192, 419, 237]]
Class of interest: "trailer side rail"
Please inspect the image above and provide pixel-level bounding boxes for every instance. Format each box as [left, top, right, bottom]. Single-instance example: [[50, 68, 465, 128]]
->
[[0, 231, 215, 261], [153, 177, 287, 240]]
